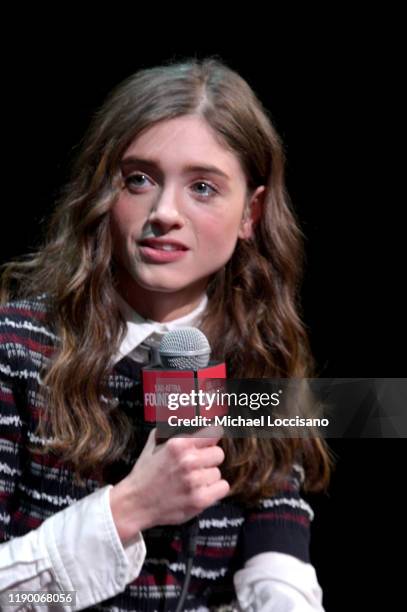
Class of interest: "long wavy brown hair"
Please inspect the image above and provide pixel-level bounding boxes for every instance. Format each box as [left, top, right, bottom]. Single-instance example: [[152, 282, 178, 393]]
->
[[0, 56, 332, 503]]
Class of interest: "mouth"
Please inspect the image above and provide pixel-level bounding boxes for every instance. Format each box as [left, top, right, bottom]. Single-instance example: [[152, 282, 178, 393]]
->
[[137, 238, 189, 263], [138, 238, 188, 252]]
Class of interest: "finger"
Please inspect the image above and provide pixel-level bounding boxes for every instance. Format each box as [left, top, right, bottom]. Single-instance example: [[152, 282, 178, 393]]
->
[[146, 427, 160, 449], [147, 427, 156, 444], [204, 479, 230, 505], [201, 466, 222, 486], [197, 445, 225, 468], [190, 425, 224, 448]]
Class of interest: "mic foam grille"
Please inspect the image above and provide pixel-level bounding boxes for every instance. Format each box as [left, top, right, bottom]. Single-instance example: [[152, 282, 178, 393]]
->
[[159, 327, 211, 369]]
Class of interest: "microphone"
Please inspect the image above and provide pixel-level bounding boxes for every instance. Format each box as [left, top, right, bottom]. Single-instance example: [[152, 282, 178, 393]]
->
[[141, 328, 227, 611], [142, 327, 227, 429], [159, 327, 211, 369]]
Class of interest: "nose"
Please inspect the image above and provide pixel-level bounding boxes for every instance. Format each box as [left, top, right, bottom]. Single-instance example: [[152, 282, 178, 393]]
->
[[147, 185, 185, 233]]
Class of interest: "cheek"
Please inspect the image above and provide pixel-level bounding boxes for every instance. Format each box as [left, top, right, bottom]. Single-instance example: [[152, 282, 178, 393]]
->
[[111, 199, 130, 231], [110, 199, 141, 242], [109, 203, 135, 261], [109, 213, 124, 253], [197, 214, 242, 254]]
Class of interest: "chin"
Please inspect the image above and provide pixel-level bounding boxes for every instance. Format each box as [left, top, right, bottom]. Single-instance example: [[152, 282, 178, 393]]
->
[[134, 279, 189, 294]]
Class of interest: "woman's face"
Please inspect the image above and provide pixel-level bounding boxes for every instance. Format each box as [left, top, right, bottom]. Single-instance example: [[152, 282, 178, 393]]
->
[[110, 115, 265, 320]]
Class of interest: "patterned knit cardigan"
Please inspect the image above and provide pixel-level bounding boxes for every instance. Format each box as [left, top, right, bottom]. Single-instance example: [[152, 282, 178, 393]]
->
[[0, 297, 314, 611]]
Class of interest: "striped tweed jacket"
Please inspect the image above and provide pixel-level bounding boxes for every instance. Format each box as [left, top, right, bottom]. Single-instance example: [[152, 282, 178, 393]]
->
[[0, 297, 314, 610]]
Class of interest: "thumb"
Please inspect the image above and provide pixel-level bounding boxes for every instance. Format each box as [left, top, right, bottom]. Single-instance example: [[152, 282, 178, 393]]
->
[[140, 427, 158, 455]]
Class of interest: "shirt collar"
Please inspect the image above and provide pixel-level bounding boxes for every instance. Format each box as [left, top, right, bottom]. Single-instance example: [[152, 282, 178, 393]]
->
[[113, 290, 209, 364]]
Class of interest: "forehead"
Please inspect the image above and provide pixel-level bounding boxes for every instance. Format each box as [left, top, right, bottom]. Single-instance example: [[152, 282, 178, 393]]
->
[[122, 115, 244, 179]]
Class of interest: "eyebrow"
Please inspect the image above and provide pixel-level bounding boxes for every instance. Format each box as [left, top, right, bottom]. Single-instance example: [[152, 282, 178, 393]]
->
[[120, 156, 230, 181]]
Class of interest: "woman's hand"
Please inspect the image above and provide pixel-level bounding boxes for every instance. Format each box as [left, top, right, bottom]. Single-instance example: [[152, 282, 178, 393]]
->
[[109, 426, 229, 545]]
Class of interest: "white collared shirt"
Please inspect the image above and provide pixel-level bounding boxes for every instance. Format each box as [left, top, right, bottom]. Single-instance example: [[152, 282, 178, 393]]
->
[[113, 290, 209, 364], [0, 292, 324, 611]]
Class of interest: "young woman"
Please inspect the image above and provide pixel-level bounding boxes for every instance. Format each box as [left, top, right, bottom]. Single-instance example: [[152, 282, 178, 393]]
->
[[0, 57, 331, 610]]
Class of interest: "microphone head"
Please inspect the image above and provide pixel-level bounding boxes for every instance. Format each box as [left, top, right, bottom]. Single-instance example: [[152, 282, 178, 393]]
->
[[159, 327, 211, 369]]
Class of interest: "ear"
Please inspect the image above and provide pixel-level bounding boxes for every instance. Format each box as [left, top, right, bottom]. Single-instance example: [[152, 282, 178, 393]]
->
[[238, 185, 267, 240]]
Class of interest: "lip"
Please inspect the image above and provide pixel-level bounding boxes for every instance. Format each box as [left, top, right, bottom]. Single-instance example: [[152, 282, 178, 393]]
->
[[138, 238, 188, 250], [138, 238, 189, 263]]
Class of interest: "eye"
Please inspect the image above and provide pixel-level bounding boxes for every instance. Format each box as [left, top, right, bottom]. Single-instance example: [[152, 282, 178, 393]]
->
[[124, 173, 152, 191], [191, 181, 218, 199]]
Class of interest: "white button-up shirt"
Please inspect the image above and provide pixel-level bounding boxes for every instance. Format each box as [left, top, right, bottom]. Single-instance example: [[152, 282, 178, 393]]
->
[[0, 292, 324, 611]]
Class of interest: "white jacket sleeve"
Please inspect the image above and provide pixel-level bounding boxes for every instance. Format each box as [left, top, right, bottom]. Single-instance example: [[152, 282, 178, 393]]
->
[[234, 552, 325, 612], [0, 484, 146, 611]]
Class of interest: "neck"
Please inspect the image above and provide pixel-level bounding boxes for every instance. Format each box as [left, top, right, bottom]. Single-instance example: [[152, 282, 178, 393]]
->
[[115, 275, 207, 323]]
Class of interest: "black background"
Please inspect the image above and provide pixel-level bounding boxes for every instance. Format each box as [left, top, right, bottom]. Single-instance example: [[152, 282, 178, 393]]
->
[[1, 23, 403, 610]]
